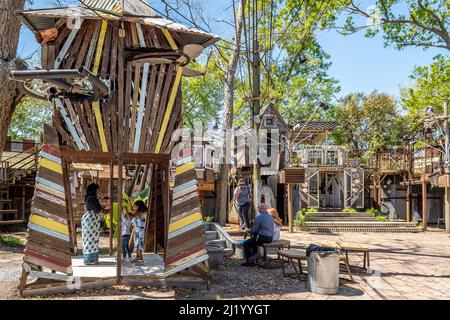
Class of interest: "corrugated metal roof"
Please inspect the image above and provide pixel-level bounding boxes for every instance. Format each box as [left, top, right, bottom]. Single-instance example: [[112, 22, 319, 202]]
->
[[81, 0, 155, 17], [18, 3, 221, 45]]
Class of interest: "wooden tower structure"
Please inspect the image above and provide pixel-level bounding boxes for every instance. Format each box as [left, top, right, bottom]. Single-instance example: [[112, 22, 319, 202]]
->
[[11, 0, 220, 296]]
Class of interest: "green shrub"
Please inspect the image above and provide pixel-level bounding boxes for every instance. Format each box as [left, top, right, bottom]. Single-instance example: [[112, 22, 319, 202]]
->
[[294, 212, 311, 230], [342, 207, 357, 213], [204, 216, 214, 222], [365, 207, 382, 216], [0, 235, 22, 247], [376, 216, 389, 222]]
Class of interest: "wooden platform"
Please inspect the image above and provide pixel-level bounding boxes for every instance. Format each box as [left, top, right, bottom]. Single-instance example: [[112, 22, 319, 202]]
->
[[72, 254, 164, 278]]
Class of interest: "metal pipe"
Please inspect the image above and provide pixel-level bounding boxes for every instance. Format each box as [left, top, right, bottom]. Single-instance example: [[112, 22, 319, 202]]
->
[[11, 67, 109, 99]]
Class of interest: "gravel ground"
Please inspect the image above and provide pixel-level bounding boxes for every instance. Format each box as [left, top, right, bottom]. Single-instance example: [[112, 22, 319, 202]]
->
[[2, 229, 450, 300]]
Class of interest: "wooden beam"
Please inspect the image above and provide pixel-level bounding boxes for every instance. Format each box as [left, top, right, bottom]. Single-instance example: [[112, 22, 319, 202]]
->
[[422, 173, 427, 230], [109, 160, 114, 256], [287, 183, 293, 233], [59, 150, 170, 165], [116, 154, 123, 284]]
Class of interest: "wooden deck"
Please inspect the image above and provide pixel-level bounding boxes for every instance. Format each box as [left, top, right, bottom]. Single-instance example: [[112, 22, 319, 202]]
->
[[71, 254, 164, 278]]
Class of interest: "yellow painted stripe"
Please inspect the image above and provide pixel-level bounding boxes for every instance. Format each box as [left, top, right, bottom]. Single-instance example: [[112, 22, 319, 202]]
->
[[29, 214, 69, 236], [92, 20, 108, 152], [176, 162, 195, 175], [168, 211, 202, 233], [93, 101, 108, 152], [155, 67, 183, 153], [39, 158, 62, 174], [93, 20, 108, 75], [162, 28, 178, 50]]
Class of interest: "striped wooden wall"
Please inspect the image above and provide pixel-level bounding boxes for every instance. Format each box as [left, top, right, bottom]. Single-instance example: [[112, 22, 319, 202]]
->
[[24, 124, 73, 274], [164, 150, 208, 276], [49, 19, 184, 155]]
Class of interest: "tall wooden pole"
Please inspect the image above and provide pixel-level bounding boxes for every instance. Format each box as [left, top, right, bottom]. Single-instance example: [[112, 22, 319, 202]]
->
[[288, 183, 293, 233], [422, 173, 427, 230], [109, 160, 114, 256], [444, 100, 450, 233], [251, 0, 261, 212], [116, 154, 123, 284]]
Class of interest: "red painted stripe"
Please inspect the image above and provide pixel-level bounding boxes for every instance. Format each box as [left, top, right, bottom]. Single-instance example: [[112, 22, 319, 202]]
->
[[165, 243, 206, 266], [41, 143, 61, 158], [24, 249, 71, 268]]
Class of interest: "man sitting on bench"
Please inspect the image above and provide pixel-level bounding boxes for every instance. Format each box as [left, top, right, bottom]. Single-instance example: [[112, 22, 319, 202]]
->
[[241, 203, 274, 267]]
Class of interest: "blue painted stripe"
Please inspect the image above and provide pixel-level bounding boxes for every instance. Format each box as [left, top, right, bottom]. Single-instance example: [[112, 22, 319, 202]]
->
[[173, 179, 197, 194], [36, 177, 65, 193], [28, 223, 70, 242], [39, 151, 61, 164], [168, 220, 203, 239], [177, 156, 193, 166]]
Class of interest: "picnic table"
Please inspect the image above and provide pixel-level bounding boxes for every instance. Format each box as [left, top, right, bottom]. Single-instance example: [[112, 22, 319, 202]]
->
[[320, 241, 370, 269], [277, 249, 307, 280]]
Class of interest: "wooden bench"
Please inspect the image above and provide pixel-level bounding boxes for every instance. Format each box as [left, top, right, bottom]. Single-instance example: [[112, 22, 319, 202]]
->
[[277, 249, 307, 280], [256, 239, 291, 268], [320, 241, 370, 269]]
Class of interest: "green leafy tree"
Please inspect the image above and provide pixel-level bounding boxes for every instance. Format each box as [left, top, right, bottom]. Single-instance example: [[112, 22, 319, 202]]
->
[[8, 97, 52, 140], [332, 92, 407, 155], [401, 54, 450, 120], [182, 58, 225, 128], [340, 0, 450, 51]]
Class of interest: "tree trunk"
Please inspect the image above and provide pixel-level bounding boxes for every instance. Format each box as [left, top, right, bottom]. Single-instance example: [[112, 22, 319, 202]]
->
[[215, 0, 246, 226], [0, 0, 26, 157]]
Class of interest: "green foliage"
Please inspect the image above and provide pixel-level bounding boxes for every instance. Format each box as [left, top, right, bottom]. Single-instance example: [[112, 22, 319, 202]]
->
[[331, 92, 408, 155], [182, 58, 224, 128], [365, 207, 382, 216], [294, 211, 311, 229], [233, 0, 342, 127], [9, 97, 52, 140], [204, 216, 215, 222], [342, 207, 357, 213], [376, 215, 389, 222], [341, 0, 450, 51], [104, 202, 119, 240], [401, 55, 450, 122], [0, 235, 22, 247]]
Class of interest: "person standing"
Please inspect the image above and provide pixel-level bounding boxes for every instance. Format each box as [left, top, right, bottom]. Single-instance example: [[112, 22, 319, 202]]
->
[[234, 178, 251, 230], [131, 200, 147, 264], [121, 212, 132, 262], [81, 183, 106, 265], [241, 203, 274, 267]]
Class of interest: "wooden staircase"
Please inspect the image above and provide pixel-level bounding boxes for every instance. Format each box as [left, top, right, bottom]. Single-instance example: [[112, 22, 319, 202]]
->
[[0, 184, 22, 226], [302, 211, 421, 233], [1, 146, 39, 227]]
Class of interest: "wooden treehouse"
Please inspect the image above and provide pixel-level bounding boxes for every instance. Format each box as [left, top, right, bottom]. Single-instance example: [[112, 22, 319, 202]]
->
[[371, 146, 445, 226], [288, 121, 365, 211], [11, 0, 220, 296], [0, 137, 39, 227]]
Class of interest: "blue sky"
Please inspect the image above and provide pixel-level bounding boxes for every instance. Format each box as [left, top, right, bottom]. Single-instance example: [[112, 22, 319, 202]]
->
[[18, 0, 445, 99]]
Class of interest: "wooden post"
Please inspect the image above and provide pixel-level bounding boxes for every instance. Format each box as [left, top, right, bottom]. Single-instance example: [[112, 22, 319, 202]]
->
[[422, 173, 427, 230], [288, 183, 293, 233], [444, 100, 450, 233], [406, 183, 411, 222], [116, 154, 123, 284], [162, 163, 169, 252], [61, 160, 76, 251], [109, 160, 114, 256]]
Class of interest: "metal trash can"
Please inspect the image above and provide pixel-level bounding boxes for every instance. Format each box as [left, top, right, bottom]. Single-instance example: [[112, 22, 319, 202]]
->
[[307, 250, 340, 295]]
